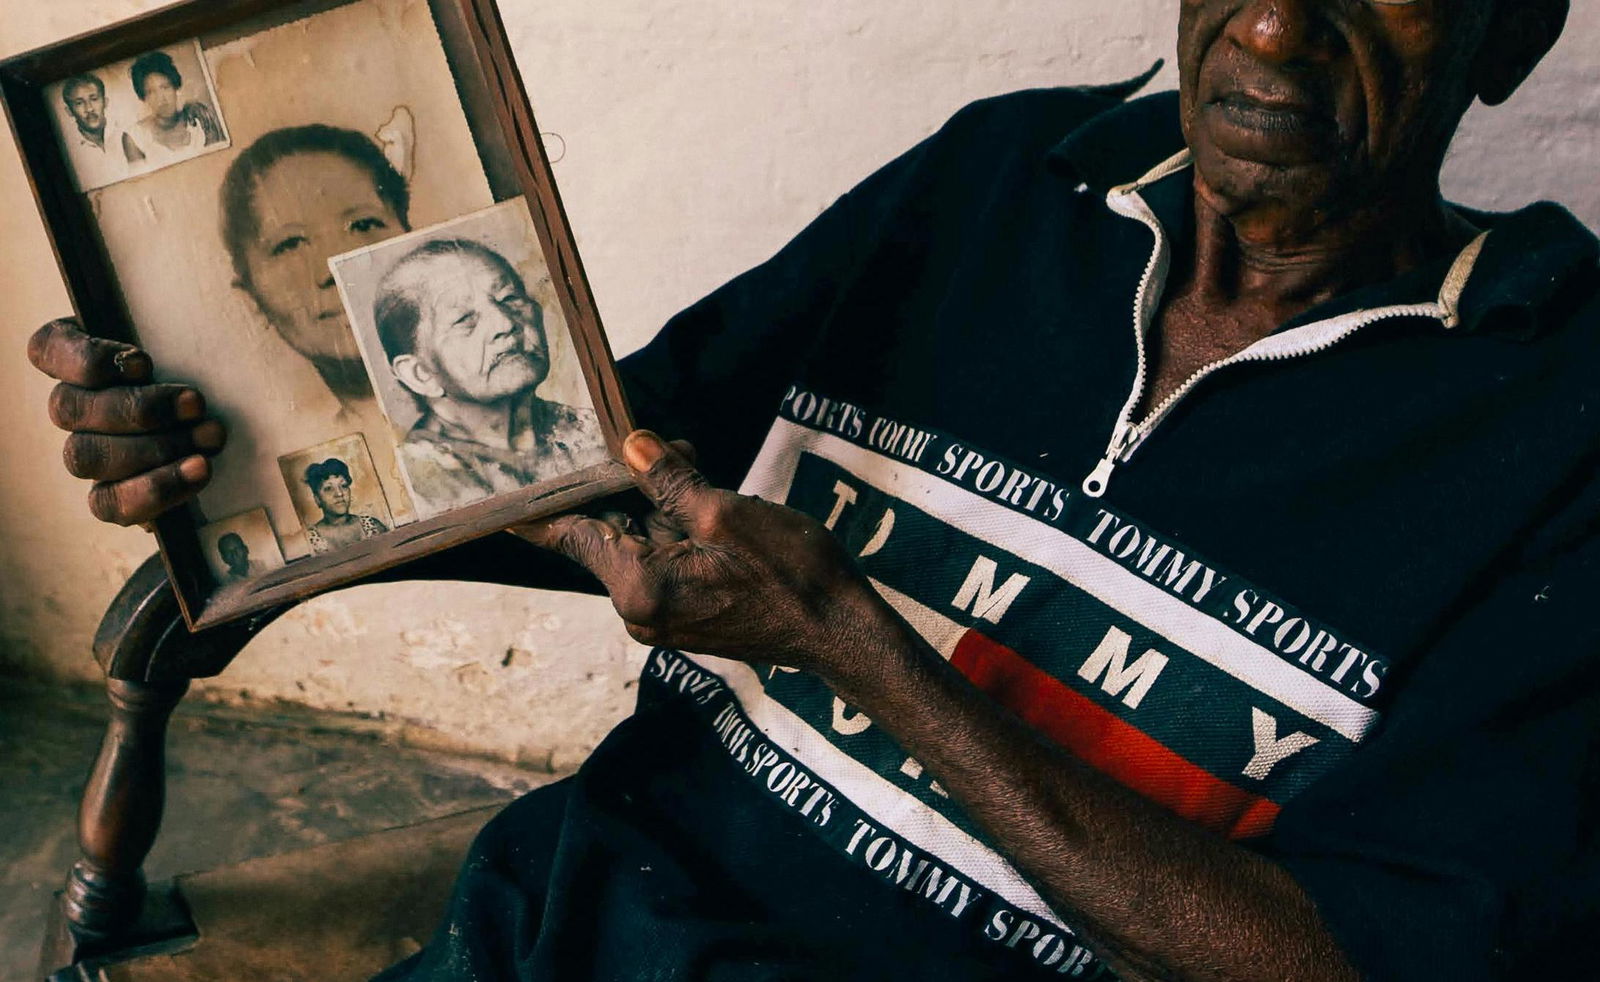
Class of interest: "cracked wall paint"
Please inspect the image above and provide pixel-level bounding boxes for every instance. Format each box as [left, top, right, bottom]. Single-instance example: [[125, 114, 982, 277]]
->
[[1, 0, 1596, 762]]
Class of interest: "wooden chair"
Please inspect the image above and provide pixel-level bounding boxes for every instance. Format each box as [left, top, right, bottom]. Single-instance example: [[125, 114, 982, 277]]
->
[[36, 535, 573, 981]]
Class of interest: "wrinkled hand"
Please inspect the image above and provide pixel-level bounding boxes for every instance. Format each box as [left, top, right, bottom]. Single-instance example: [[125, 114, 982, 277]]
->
[[516, 431, 884, 674], [27, 318, 225, 526]]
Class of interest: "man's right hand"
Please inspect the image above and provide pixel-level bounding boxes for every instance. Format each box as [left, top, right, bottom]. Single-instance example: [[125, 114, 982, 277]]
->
[[27, 319, 225, 526]]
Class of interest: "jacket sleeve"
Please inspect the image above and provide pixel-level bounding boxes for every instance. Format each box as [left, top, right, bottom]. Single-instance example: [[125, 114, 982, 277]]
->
[[1258, 531, 1600, 980]]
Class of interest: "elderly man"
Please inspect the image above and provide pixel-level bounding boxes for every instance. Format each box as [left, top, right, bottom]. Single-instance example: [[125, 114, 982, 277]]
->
[[371, 237, 606, 515], [27, 0, 1595, 978]]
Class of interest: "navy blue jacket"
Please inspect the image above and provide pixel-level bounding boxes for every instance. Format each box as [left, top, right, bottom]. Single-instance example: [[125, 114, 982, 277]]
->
[[387, 86, 1600, 982]]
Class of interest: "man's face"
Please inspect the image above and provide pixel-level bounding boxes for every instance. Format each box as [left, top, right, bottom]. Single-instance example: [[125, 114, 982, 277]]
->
[[64, 83, 105, 133], [314, 474, 352, 516], [141, 73, 181, 126], [1177, 0, 1496, 218], [409, 251, 549, 407]]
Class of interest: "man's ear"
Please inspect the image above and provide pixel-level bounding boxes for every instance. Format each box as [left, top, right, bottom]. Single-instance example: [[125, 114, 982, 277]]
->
[[1474, 0, 1567, 106], [391, 354, 443, 399]]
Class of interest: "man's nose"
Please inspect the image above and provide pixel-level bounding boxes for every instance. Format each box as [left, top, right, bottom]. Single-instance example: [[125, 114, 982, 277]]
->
[[1226, 0, 1340, 67]]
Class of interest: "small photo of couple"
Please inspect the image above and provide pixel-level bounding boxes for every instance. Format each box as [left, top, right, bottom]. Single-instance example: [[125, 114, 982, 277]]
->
[[47, 39, 229, 191]]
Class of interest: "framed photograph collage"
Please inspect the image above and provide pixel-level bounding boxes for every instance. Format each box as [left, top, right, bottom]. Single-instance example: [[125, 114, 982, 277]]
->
[[1, 0, 635, 629]]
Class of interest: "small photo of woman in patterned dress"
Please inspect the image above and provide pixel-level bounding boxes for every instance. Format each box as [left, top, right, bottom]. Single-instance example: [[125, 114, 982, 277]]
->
[[277, 433, 393, 556]]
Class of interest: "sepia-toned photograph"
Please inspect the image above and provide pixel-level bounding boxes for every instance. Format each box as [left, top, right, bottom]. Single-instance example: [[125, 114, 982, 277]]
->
[[45, 39, 228, 191], [332, 199, 608, 518], [197, 508, 286, 585], [277, 433, 394, 555]]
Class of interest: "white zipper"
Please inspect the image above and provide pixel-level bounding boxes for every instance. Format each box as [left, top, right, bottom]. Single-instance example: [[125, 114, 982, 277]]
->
[[1079, 154, 1488, 499]]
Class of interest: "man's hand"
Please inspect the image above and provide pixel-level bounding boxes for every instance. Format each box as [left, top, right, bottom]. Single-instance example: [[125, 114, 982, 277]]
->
[[516, 430, 883, 672], [27, 318, 225, 526]]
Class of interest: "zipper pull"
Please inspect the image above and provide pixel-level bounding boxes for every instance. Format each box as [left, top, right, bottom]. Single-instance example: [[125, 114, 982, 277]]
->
[[1082, 455, 1117, 498], [1082, 421, 1136, 498]]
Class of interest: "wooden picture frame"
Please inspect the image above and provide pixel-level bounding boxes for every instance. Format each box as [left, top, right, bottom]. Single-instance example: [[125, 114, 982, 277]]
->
[[1, 0, 635, 630]]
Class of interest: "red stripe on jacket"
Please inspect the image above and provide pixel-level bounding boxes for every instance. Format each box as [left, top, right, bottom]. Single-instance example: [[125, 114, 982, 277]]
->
[[951, 630, 1279, 840]]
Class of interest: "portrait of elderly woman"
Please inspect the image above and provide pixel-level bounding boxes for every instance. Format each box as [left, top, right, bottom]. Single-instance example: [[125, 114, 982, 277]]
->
[[331, 203, 608, 518], [374, 238, 605, 514]]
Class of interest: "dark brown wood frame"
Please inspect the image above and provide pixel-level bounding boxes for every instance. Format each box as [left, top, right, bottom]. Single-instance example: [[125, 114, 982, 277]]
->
[[0, 0, 636, 631]]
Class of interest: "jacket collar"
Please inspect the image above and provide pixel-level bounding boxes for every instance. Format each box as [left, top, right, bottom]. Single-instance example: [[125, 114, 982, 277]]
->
[[1047, 90, 1599, 339]]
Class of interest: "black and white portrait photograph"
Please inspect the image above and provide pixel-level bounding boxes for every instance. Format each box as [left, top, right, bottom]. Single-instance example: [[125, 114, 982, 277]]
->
[[332, 199, 608, 518], [197, 507, 285, 585], [45, 39, 228, 191], [277, 433, 394, 555]]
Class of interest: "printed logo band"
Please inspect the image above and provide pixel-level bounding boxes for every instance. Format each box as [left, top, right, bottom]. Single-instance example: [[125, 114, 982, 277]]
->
[[638, 390, 1391, 979]]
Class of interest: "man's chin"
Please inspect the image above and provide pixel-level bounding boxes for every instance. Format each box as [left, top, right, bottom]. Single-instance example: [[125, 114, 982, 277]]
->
[[1191, 139, 1346, 216]]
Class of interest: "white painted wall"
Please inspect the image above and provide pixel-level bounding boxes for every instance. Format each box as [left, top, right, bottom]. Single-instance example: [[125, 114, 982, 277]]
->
[[1, 1, 1595, 765]]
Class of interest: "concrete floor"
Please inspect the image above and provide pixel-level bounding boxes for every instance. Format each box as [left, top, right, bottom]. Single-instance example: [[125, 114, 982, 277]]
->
[[0, 679, 559, 982]]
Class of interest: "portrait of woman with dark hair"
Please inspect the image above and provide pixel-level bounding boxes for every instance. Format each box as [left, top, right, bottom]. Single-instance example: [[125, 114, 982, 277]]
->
[[123, 48, 226, 166], [219, 124, 413, 405], [301, 457, 389, 553], [277, 432, 396, 556]]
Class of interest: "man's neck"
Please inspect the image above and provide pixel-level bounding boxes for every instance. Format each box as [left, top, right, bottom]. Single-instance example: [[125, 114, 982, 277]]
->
[[77, 123, 106, 149], [1135, 179, 1480, 417], [1183, 179, 1478, 328]]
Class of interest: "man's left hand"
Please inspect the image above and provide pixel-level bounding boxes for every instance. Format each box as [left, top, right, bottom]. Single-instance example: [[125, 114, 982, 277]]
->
[[516, 430, 884, 674]]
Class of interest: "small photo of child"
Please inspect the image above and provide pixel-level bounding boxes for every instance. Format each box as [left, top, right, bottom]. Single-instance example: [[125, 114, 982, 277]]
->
[[197, 507, 285, 585]]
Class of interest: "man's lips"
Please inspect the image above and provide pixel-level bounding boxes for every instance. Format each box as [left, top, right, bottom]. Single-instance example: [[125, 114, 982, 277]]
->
[[1211, 92, 1333, 134]]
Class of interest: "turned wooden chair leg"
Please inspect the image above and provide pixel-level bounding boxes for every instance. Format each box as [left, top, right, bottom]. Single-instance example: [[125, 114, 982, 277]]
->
[[39, 554, 289, 979], [63, 677, 190, 945]]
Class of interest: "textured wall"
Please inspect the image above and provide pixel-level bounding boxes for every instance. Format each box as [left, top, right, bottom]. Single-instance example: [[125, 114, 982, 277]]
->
[[1, 1, 1595, 765]]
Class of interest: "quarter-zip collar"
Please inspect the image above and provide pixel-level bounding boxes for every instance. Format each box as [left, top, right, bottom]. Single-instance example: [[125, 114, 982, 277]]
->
[[1079, 149, 1491, 498], [1047, 91, 1598, 342]]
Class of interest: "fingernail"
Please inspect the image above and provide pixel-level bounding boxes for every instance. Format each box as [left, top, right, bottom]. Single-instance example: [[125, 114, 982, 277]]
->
[[192, 419, 225, 451], [175, 389, 205, 422], [113, 348, 152, 380], [623, 430, 665, 472], [178, 455, 209, 484]]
